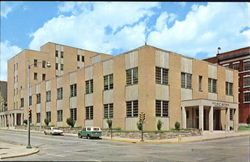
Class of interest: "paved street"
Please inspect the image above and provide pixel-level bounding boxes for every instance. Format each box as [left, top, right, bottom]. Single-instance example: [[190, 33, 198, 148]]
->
[[0, 129, 249, 161]]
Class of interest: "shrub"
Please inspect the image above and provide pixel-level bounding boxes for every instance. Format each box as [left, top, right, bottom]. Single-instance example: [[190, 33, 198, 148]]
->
[[23, 119, 28, 125], [137, 121, 143, 131], [66, 118, 75, 128], [106, 119, 112, 129], [247, 115, 250, 124], [175, 121, 180, 130], [157, 120, 163, 131], [44, 118, 50, 126]]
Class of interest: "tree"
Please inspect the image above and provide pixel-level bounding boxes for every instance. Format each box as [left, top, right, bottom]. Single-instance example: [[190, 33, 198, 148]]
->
[[44, 118, 50, 126], [137, 121, 143, 131], [175, 121, 180, 131], [66, 118, 75, 128], [157, 120, 163, 131], [23, 119, 27, 125], [106, 119, 113, 139]]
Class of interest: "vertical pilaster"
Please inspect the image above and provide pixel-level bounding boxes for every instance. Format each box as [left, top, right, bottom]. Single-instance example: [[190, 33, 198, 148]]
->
[[226, 108, 230, 131], [182, 106, 186, 129], [209, 106, 213, 131], [199, 105, 204, 131], [14, 113, 17, 126]]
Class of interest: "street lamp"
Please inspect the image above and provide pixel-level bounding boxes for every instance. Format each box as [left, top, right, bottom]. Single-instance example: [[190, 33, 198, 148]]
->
[[217, 47, 221, 55], [26, 61, 51, 149]]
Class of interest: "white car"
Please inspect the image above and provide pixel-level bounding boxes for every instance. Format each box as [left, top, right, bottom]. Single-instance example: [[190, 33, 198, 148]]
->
[[44, 127, 63, 135]]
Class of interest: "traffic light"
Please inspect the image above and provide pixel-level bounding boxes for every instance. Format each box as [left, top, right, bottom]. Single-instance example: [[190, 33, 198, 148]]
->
[[28, 109, 32, 120], [139, 112, 145, 121]]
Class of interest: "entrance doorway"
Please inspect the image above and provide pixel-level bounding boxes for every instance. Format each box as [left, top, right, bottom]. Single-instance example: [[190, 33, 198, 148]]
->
[[214, 109, 221, 130]]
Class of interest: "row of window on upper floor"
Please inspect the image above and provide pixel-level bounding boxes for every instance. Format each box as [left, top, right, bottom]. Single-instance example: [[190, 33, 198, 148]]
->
[[222, 60, 250, 71], [55, 50, 85, 62]]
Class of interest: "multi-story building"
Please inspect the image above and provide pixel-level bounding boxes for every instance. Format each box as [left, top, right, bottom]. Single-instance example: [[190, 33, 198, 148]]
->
[[0, 42, 239, 131], [204, 46, 250, 124], [0, 81, 8, 127]]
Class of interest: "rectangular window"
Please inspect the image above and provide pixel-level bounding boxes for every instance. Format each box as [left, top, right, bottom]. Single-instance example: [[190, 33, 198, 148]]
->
[[230, 109, 233, 121], [20, 98, 24, 107], [82, 56, 84, 62], [34, 59, 38, 67], [29, 96, 32, 106], [208, 78, 217, 93], [104, 74, 113, 90], [155, 67, 168, 85], [243, 76, 250, 87], [243, 61, 250, 71], [61, 51, 64, 58], [42, 74, 46, 81], [199, 76, 202, 91], [34, 73, 38, 80], [77, 55, 80, 61], [57, 110, 63, 122], [85, 79, 93, 94], [37, 113, 41, 123], [232, 63, 239, 70], [57, 87, 63, 100], [126, 100, 138, 117], [70, 84, 77, 97], [86, 106, 93, 120], [46, 111, 51, 122], [104, 103, 113, 119], [225, 82, 233, 96], [60, 64, 64, 70], [36, 93, 41, 104], [55, 50, 58, 57], [42, 61, 46, 68], [46, 90, 51, 102], [181, 72, 192, 89], [70, 108, 77, 121], [244, 92, 250, 103], [55, 63, 58, 70], [155, 100, 169, 117], [126, 67, 138, 85]]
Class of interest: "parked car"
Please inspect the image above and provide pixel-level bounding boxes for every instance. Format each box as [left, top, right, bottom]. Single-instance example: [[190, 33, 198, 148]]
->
[[44, 127, 63, 135], [78, 127, 102, 139]]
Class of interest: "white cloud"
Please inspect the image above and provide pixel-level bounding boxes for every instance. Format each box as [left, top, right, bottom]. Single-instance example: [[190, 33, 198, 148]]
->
[[148, 2, 250, 58], [0, 2, 14, 18], [0, 41, 22, 81], [29, 2, 160, 53]]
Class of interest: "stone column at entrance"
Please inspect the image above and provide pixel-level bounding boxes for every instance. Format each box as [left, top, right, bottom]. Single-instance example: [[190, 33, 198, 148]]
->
[[14, 113, 17, 126], [233, 108, 238, 131], [226, 108, 230, 131], [199, 105, 204, 131], [182, 107, 186, 129], [209, 106, 213, 131]]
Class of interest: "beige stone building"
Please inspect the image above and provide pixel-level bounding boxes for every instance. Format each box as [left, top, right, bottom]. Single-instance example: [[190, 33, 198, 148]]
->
[[0, 42, 239, 131]]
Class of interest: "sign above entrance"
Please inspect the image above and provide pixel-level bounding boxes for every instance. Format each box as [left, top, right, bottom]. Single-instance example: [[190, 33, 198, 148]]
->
[[212, 102, 229, 107]]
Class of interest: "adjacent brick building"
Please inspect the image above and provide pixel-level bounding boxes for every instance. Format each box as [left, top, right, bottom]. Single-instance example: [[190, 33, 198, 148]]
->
[[204, 46, 250, 124]]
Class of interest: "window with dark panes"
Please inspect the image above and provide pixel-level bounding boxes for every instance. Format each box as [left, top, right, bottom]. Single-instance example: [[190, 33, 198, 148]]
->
[[20, 98, 24, 107], [37, 113, 41, 123], [104, 103, 113, 119], [244, 92, 250, 102], [46, 90, 51, 102], [86, 106, 93, 120], [70, 108, 77, 121], [55, 50, 58, 57], [243, 76, 250, 87], [243, 61, 250, 71], [208, 78, 217, 93], [57, 110, 63, 122], [36, 93, 41, 104], [46, 111, 51, 122], [181, 72, 192, 89], [155, 100, 168, 117], [85, 79, 93, 94], [57, 87, 63, 100], [126, 67, 138, 85], [34, 59, 38, 67], [104, 74, 113, 90], [61, 51, 64, 58], [232, 63, 239, 70], [225, 82, 233, 96], [155, 67, 168, 85], [70, 84, 77, 97], [126, 100, 138, 117]]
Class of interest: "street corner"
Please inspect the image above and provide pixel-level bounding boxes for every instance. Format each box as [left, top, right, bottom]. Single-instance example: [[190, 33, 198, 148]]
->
[[0, 142, 40, 159]]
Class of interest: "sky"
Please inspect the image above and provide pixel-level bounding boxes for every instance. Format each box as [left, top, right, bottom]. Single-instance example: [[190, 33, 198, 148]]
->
[[0, 2, 250, 81]]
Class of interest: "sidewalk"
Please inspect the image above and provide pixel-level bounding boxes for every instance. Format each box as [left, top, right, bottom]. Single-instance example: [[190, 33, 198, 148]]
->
[[101, 130, 250, 143], [0, 142, 39, 159]]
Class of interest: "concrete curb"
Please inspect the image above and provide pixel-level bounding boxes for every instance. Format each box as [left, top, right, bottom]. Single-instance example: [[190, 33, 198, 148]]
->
[[102, 133, 249, 144], [0, 148, 40, 159]]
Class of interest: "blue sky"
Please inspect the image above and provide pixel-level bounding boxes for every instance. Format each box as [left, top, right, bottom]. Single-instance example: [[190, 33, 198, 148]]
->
[[1, 2, 250, 81]]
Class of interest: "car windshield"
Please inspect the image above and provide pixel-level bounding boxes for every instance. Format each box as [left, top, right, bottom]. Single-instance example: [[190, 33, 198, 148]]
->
[[93, 128, 99, 131]]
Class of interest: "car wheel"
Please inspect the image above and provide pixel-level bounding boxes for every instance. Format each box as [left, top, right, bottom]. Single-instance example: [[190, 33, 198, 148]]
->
[[78, 134, 82, 138], [44, 132, 47, 135]]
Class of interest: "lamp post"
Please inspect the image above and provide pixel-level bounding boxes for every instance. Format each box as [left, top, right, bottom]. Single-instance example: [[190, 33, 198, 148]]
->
[[26, 61, 51, 149]]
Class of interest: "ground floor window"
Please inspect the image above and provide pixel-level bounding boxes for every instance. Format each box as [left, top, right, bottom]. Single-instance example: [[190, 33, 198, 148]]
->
[[155, 100, 168, 117], [126, 100, 138, 117], [46, 111, 51, 122], [86, 106, 93, 120], [230, 109, 233, 121], [57, 110, 63, 122], [36, 113, 40, 123], [70, 108, 77, 121], [104, 103, 113, 119]]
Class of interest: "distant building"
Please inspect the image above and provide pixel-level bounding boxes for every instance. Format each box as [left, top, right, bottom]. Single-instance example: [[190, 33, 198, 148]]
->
[[0, 81, 7, 127], [0, 42, 239, 131], [204, 46, 250, 124]]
